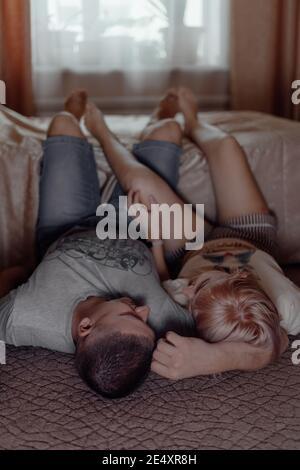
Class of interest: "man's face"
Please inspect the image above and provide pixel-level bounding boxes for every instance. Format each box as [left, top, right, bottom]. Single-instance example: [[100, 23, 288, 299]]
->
[[79, 297, 156, 346]]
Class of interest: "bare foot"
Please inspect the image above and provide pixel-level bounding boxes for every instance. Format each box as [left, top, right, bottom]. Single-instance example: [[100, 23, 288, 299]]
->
[[177, 87, 198, 137], [84, 101, 107, 138], [153, 89, 180, 120], [64, 89, 88, 120]]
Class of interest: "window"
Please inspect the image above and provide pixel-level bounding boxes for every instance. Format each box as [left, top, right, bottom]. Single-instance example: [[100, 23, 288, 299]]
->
[[31, 0, 229, 113]]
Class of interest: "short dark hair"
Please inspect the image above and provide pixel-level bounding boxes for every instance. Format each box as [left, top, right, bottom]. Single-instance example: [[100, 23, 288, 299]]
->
[[75, 332, 154, 398]]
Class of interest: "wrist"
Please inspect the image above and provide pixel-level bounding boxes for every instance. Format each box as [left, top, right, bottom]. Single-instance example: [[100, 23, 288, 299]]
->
[[216, 341, 271, 372], [190, 339, 229, 375], [151, 240, 163, 247]]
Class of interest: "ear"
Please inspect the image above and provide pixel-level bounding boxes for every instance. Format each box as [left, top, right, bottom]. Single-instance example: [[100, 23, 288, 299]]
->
[[239, 271, 250, 279], [135, 305, 150, 322], [279, 328, 289, 354], [78, 317, 93, 338], [181, 285, 196, 300]]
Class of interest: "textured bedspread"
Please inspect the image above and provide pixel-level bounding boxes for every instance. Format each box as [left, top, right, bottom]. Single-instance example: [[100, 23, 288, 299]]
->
[[1, 341, 300, 450]]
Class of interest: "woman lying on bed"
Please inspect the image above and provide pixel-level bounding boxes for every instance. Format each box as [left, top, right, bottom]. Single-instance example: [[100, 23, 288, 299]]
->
[[84, 87, 291, 380]]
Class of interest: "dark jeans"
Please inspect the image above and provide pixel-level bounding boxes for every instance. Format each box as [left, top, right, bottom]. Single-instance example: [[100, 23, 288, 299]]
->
[[37, 136, 182, 257]]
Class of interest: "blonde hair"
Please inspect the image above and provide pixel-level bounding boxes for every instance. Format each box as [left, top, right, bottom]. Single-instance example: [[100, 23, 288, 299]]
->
[[192, 271, 281, 359]]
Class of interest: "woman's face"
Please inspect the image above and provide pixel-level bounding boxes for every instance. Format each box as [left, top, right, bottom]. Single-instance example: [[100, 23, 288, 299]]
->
[[188, 267, 256, 316], [192, 269, 229, 291], [188, 269, 230, 316]]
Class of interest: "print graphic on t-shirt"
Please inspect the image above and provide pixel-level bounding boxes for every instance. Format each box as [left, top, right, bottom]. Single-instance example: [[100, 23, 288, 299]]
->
[[45, 235, 153, 276]]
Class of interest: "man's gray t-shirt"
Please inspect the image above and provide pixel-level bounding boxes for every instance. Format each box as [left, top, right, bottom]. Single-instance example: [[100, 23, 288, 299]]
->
[[0, 231, 195, 353]]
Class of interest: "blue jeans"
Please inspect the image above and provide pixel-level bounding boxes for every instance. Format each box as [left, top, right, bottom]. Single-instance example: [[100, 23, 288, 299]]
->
[[37, 136, 182, 256]]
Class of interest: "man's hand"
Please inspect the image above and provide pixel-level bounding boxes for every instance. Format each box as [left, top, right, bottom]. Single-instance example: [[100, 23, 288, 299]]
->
[[151, 331, 288, 381], [151, 332, 217, 380]]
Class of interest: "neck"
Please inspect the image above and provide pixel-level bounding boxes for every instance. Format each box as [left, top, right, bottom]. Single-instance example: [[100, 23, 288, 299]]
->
[[71, 296, 105, 342]]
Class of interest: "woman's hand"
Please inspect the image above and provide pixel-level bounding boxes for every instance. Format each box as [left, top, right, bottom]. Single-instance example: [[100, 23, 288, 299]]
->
[[151, 332, 216, 380]]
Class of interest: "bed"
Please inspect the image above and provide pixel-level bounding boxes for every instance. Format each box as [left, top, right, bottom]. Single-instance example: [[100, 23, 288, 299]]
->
[[1, 105, 300, 450]]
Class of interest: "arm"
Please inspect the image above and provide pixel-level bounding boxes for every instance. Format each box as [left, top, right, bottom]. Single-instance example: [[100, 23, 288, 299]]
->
[[151, 331, 289, 380], [127, 189, 170, 281], [85, 105, 204, 254], [0, 266, 29, 298]]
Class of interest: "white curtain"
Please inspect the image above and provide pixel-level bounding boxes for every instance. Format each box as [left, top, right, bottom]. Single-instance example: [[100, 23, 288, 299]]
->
[[31, 0, 230, 113]]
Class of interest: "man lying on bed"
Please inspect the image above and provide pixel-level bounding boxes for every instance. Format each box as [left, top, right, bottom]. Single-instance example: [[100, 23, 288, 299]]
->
[[0, 91, 196, 398], [0, 90, 288, 399]]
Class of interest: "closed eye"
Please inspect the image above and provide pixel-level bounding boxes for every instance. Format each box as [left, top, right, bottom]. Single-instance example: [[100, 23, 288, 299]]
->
[[202, 254, 224, 264], [195, 279, 210, 294], [215, 266, 231, 274], [120, 312, 144, 323]]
